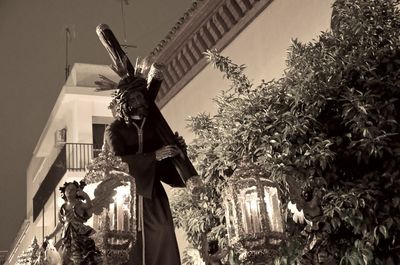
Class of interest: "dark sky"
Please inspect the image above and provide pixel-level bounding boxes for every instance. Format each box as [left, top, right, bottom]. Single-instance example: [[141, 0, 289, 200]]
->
[[0, 0, 191, 250]]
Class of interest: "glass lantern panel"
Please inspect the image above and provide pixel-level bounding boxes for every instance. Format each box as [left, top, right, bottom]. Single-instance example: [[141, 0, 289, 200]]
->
[[239, 187, 262, 234], [263, 186, 284, 232], [108, 184, 132, 232]]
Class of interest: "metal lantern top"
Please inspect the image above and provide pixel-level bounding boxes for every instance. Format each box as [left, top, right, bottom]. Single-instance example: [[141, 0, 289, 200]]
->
[[85, 145, 129, 185], [223, 162, 285, 263]]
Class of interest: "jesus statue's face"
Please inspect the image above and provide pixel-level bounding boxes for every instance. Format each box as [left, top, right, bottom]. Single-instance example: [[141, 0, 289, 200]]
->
[[127, 90, 149, 119]]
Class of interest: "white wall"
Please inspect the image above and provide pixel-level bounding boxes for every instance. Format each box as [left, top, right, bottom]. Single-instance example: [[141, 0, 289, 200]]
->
[[162, 0, 333, 135], [161, 0, 333, 256]]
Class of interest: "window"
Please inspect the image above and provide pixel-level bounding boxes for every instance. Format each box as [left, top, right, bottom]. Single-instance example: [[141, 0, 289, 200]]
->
[[92, 124, 107, 157]]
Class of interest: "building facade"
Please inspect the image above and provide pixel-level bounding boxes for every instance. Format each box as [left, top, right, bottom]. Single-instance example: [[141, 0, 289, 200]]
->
[[5, 0, 334, 263], [5, 63, 117, 265]]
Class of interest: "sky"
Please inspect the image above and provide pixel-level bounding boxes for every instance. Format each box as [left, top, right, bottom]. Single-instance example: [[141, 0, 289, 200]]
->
[[0, 0, 192, 251]]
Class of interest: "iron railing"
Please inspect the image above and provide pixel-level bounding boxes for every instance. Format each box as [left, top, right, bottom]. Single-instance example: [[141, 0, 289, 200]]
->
[[65, 143, 94, 170]]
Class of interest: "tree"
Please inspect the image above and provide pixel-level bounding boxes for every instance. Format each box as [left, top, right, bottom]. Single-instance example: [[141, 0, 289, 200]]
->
[[170, 0, 400, 264], [16, 237, 40, 265]]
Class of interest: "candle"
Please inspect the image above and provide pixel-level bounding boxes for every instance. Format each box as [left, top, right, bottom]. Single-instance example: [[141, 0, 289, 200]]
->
[[123, 202, 130, 231], [109, 203, 115, 230], [114, 202, 117, 230], [117, 200, 124, 230], [244, 192, 261, 233]]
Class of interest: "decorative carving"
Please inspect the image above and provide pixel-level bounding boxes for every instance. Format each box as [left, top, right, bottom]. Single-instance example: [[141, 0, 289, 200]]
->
[[150, 0, 274, 107]]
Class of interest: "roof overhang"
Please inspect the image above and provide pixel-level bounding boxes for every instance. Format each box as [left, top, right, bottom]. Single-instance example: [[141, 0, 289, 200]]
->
[[32, 63, 118, 157]]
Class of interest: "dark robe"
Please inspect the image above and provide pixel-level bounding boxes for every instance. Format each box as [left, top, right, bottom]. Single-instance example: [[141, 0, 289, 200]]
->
[[105, 117, 184, 265]]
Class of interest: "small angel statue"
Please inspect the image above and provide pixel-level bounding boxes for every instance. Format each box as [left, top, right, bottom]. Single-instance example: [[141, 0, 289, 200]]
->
[[45, 181, 102, 265]]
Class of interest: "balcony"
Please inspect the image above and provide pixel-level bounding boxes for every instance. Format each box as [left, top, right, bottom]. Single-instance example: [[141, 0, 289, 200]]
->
[[33, 143, 100, 220], [65, 143, 102, 170]]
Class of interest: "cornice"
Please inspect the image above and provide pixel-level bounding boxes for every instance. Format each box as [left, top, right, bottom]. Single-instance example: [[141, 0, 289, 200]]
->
[[149, 0, 274, 107], [150, 0, 206, 57]]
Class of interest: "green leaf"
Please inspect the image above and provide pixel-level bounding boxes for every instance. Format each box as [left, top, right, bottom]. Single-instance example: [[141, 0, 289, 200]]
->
[[379, 225, 388, 239]]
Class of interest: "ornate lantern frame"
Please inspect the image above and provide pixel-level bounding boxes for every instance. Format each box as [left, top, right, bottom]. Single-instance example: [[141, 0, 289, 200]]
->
[[84, 148, 136, 264], [223, 163, 285, 263]]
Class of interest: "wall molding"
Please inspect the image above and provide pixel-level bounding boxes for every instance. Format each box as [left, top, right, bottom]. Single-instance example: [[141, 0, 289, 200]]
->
[[150, 0, 274, 107]]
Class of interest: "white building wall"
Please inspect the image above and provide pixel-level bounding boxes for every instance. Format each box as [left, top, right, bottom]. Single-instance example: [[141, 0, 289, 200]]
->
[[6, 65, 114, 265], [67, 99, 93, 144]]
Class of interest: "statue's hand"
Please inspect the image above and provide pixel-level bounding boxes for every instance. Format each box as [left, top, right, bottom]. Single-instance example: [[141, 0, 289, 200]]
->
[[155, 145, 182, 161], [174, 132, 187, 151]]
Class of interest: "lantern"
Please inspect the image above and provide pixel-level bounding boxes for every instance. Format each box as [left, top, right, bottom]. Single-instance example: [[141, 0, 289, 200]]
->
[[84, 145, 136, 264], [223, 163, 285, 264]]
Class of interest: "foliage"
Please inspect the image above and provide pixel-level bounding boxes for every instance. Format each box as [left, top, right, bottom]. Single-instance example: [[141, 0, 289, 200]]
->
[[170, 186, 227, 262], [171, 0, 400, 264], [16, 237, 40, 265]]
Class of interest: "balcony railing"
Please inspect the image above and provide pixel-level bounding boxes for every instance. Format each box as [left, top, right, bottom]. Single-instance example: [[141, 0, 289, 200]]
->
[[33, 143, 100, 220], [65, 143, 101, 170]]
